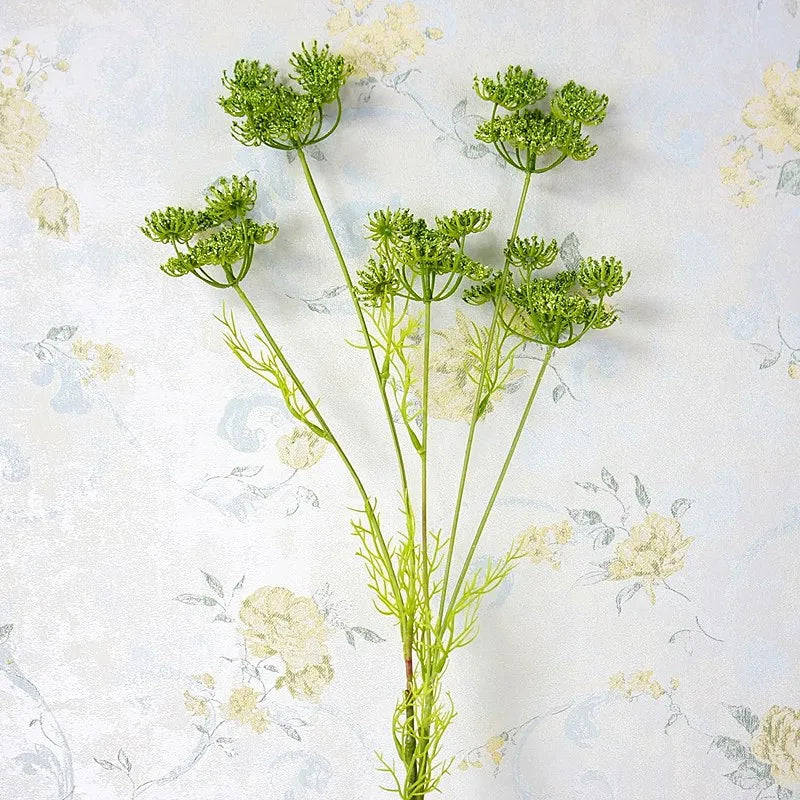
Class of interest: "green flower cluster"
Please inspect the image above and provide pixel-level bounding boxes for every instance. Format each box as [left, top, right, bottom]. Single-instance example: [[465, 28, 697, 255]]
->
[[473, 67, 608, 172], [474, 66, 549, 110], [465, 243, 627, 348], [358, 207, 493, 304], [504, 234, 559, 273], [219, 42, 353, 149], [141, 175, 278, 287]]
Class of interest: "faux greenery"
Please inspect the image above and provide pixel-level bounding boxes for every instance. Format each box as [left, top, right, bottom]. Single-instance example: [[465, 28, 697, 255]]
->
[[143, 41, 628, 799]]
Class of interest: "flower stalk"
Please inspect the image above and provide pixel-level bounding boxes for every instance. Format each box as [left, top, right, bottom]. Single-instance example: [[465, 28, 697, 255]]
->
[[143, 42, 629, 799]]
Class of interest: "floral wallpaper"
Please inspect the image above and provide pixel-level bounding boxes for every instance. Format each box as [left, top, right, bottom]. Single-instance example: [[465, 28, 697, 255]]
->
[[1, 1, 798, 799]]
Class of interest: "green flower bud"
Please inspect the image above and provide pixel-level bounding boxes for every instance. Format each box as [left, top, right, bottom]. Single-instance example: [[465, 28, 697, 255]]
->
[[205, 175, 258, 223], [577, 256, 628, 296], [435, 208, 492, 241], [141, 206, 201, 245], [505, 235, 559, 271], [474, 66, 548, 110], [551, 80, 608, 126]]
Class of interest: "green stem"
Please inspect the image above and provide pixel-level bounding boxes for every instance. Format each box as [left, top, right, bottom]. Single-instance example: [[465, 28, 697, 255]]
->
[[231, 282, 404, 617], [443, 346, 554, 625], [436, 168, 533, 635], [295, 147, 412, 511], [420, 300, 432, 620], [295, 150, 420, 777]]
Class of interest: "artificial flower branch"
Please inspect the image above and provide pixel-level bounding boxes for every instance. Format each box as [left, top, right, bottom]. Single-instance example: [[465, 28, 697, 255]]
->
[[142, 43, 628, 800]]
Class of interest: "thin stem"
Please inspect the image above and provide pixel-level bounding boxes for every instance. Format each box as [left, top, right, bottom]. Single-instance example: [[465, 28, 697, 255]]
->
[[443, 346, 553, 625], [295, 147, 412, 513], [420, 300, 432, 633], [37, 154, 59, 188], [436, 168, 533, 634], [231, 282, 404, 615]]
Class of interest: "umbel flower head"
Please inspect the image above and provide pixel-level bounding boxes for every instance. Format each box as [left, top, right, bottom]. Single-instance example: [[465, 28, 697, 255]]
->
[[219, 41, 353, 150], [141, 175, 278, 288], [464, 235, 628, 348], [358, 207, 493, 304], [473, 64, 609, 173]]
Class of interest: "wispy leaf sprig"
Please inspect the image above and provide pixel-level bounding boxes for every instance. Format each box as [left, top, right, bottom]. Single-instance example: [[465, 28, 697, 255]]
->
[[358, 207, 493, 304], [219, 42, 353, 150], [473, 67, 608, 173], [141, 175, 277, 288]]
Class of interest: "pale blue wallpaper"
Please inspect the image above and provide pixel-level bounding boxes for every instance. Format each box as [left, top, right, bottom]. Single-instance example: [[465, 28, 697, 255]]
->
[[1, 1, 799, 798]]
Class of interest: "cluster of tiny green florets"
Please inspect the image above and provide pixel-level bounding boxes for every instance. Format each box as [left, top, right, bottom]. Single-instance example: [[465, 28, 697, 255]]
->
[[473, 66, 608, 171], [504, 235, 559, 273], [474, 66, 549, 110], [219, 42, 353, 149], [464, 238, 626, 347], [577, 255, 629, 297], [140, 207, 214, 245], [434, 208, 492, 241], [357, 208, 493, 304], [141, 176, 278, 286], [551, 81, 609, 126]]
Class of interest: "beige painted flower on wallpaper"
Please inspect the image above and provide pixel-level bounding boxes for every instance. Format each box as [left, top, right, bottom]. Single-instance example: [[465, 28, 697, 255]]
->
[[607, 512, 693, 603], [277, 426, 327, 470], [413, 310, 524, 421], [223, 686, 270, 733], [608, 669, 676, 701], [719, 145, 764, 208], [742, 62, 800, 154], [239, 586, 330, 671], [275, 656, 335, 701], [789, 363, 800, 379], [183, 690, 210, 717], [516, 520, 573, 570], [27, 185, 80, 239], [71, 338, 126, 382], [327, 0, 441, 77], [751, 705, 800, 788], [0, 85, 48, 187]]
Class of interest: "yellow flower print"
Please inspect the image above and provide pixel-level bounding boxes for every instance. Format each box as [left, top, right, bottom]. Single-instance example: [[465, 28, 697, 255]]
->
[[516, 520, 573, 569], [486, 735, 506, 766], [223, 686, 269, 733], [194, 672, 215, 689], [71, 338, 126, 381], [27, 186, 80, 239], [789, 363, 800, 380], [326, 0, 439, 77], [71, 338, 91, 360], [275, 656, 335, 701], [183, 690, 210, 717], [276, 426, 327, 470], [750, 706, 800, 789], [0, 85, 48, 187], [90, 342, 123, 380], [327, 6, 353, 34], [552, 520, 573, 544], [669, 677, 680, 691], [742, 62, 800, 154], [608, 671, 626, 691], [607, 512, 693, 603], [719, 146, 764, 208], [609, 669, 670, 701], [239, 586, 330, 672], [412, 310, 524, 421]]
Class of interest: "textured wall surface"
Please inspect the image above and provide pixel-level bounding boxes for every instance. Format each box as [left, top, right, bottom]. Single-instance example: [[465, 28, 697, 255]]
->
[[1, 1, 799, 798]]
